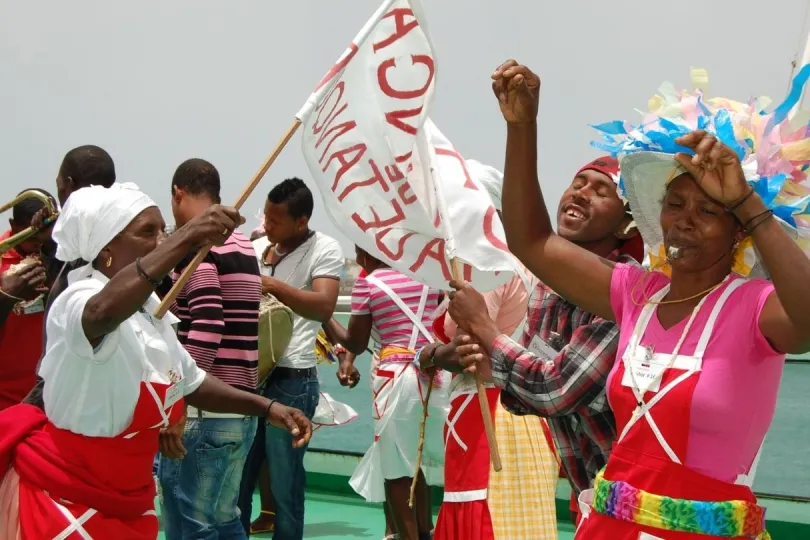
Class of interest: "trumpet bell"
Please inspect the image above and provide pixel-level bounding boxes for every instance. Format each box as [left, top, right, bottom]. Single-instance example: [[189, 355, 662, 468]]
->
[[0, 190, 59, 256]]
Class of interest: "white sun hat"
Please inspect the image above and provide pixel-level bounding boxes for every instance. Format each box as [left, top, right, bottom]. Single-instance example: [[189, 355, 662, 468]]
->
[[592, 67, 810, 278]]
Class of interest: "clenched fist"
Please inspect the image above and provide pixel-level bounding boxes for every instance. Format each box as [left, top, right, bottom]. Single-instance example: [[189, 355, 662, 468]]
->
[[491, 60, 541, 125]]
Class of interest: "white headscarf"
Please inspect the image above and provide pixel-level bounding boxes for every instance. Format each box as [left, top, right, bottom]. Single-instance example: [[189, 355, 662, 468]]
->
[[53, 182, 157, 282], [466, 159, 503, 211]]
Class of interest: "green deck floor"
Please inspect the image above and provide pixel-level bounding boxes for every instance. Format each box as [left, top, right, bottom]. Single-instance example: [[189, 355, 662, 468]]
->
[[154, 492, 577, 539]]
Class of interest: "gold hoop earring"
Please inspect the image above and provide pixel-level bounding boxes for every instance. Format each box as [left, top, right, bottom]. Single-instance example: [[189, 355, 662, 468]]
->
[[106, 256, 113, 268]]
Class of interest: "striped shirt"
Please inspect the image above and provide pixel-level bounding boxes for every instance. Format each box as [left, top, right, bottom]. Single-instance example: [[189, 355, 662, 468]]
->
[[171, 231, 261, 393], [351, 268, 440, 359]]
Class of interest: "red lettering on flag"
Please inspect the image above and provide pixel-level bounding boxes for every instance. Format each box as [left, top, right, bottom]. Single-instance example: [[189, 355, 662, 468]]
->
[[352, 198, 407, 232], [483, 206, 509, 252], [323, 144, 367, 192], [384, 162, 416, 205], [377, 55, 435, 100], [436, 147, 477, 190], [314, 44, 359, 92], [385, 107, 423, 136], [337, 159, 389, 202], [372, 8, 418, 52], [312, 82, 347, 136], [463, 262, 473, 282], [410, 238, 452, 281], [374, 228, 414, 261], [316, 119, 357, 165]]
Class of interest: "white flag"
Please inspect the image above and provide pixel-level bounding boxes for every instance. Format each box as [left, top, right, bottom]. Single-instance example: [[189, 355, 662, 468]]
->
[[298, 0, 516, 291]]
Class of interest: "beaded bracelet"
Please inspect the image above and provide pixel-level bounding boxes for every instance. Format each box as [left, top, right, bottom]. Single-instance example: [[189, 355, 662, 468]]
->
[[135, 257, 162, 288]]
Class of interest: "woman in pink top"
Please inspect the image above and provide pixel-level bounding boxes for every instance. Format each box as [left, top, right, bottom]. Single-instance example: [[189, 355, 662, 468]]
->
[[327, 247, 449, 540], [449, 61, 810, 540]]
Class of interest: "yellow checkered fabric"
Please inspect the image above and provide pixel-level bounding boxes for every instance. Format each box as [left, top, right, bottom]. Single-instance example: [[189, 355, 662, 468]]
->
[[488, 397, 559, 539]]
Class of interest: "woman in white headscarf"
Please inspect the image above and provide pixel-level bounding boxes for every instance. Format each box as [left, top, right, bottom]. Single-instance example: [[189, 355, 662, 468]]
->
[[0, 183, 312, 540]]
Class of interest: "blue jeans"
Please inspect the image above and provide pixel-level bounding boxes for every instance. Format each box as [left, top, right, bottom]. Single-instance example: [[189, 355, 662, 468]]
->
[[159, 415, 258, 540], [238, 371, 319, 540]]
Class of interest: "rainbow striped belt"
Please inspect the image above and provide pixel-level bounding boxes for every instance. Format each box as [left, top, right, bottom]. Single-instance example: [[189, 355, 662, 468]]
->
[[591, 470, 770, 539]]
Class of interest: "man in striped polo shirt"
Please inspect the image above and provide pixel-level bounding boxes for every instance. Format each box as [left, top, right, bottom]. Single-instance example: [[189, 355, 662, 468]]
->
[[157, 158, 263, 539]]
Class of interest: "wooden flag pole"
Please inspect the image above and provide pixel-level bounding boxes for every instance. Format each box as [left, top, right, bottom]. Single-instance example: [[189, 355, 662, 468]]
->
[[408, 259, 502, 508], [154, 118, 302, 319], [409, 373, 434, 508], [448, 259, 501, 472]]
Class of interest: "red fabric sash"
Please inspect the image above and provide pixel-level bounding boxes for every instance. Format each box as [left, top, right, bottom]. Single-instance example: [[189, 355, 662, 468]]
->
[[0, 404, 155, 520]]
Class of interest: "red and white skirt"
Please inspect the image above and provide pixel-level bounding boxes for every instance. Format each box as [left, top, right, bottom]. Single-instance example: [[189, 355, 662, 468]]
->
[[434, 385, 499, 540], [350, 359, 449, 502]]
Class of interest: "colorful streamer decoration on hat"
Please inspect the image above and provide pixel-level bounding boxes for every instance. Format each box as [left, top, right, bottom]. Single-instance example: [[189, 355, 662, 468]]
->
[[590, 65, 810, 276]]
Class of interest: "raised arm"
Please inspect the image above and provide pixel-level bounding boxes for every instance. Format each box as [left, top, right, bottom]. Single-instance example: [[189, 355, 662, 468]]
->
[[494, 60, 615, 320], [82, 206, 241, 343]]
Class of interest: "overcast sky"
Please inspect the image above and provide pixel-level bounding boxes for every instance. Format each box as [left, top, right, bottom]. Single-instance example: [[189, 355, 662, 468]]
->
[[1, 0, 808, 253]]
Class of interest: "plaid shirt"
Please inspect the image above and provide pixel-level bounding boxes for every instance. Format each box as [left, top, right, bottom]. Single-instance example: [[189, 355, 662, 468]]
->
[[490, 251, 638, 495]]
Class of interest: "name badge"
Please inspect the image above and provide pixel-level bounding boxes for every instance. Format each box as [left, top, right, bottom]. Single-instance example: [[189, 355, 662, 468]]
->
[[164, 377, 185, 409], [621, 346, 668, 393], [527, 335, 559, 364], [16, 296, 44, 315], [638, 533, 665, 540]]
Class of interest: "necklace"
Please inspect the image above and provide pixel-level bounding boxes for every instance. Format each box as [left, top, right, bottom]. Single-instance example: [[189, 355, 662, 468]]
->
[[263, 231, 316, 284], [646, 282, 723, 305], [270, 230, 312, 260], [631, 262, 727, 307]]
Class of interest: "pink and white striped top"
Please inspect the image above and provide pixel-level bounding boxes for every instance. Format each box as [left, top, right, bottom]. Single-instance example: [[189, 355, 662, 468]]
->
[[170, 231, 262, 393], [351, 268, 441, 360]]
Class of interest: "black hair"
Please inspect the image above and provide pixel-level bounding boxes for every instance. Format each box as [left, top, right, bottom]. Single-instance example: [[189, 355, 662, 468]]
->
[[59, 145, 116, 189], [267, 177, 313, 219], [172, 158, 221, 203], [12, 188, 57, 225]]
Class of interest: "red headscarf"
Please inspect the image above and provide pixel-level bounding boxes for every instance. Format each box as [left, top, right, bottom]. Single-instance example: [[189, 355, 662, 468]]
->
[[575, 156, 619, 181]]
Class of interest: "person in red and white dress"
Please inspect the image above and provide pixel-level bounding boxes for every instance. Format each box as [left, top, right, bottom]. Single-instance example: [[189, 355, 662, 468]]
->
[[429, 159, 562, 540], [0, 183, 311, 540]]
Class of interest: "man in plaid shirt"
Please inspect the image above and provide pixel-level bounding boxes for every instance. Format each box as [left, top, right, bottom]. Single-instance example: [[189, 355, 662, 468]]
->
[[448, 156, 643, 523]]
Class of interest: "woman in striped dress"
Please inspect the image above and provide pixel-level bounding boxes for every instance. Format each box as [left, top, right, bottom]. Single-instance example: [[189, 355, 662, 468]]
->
[[327, 246, 449, 540]]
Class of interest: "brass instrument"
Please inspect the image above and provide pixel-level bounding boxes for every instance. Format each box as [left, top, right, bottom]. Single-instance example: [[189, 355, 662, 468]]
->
[[0, 190, 59, 256]]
